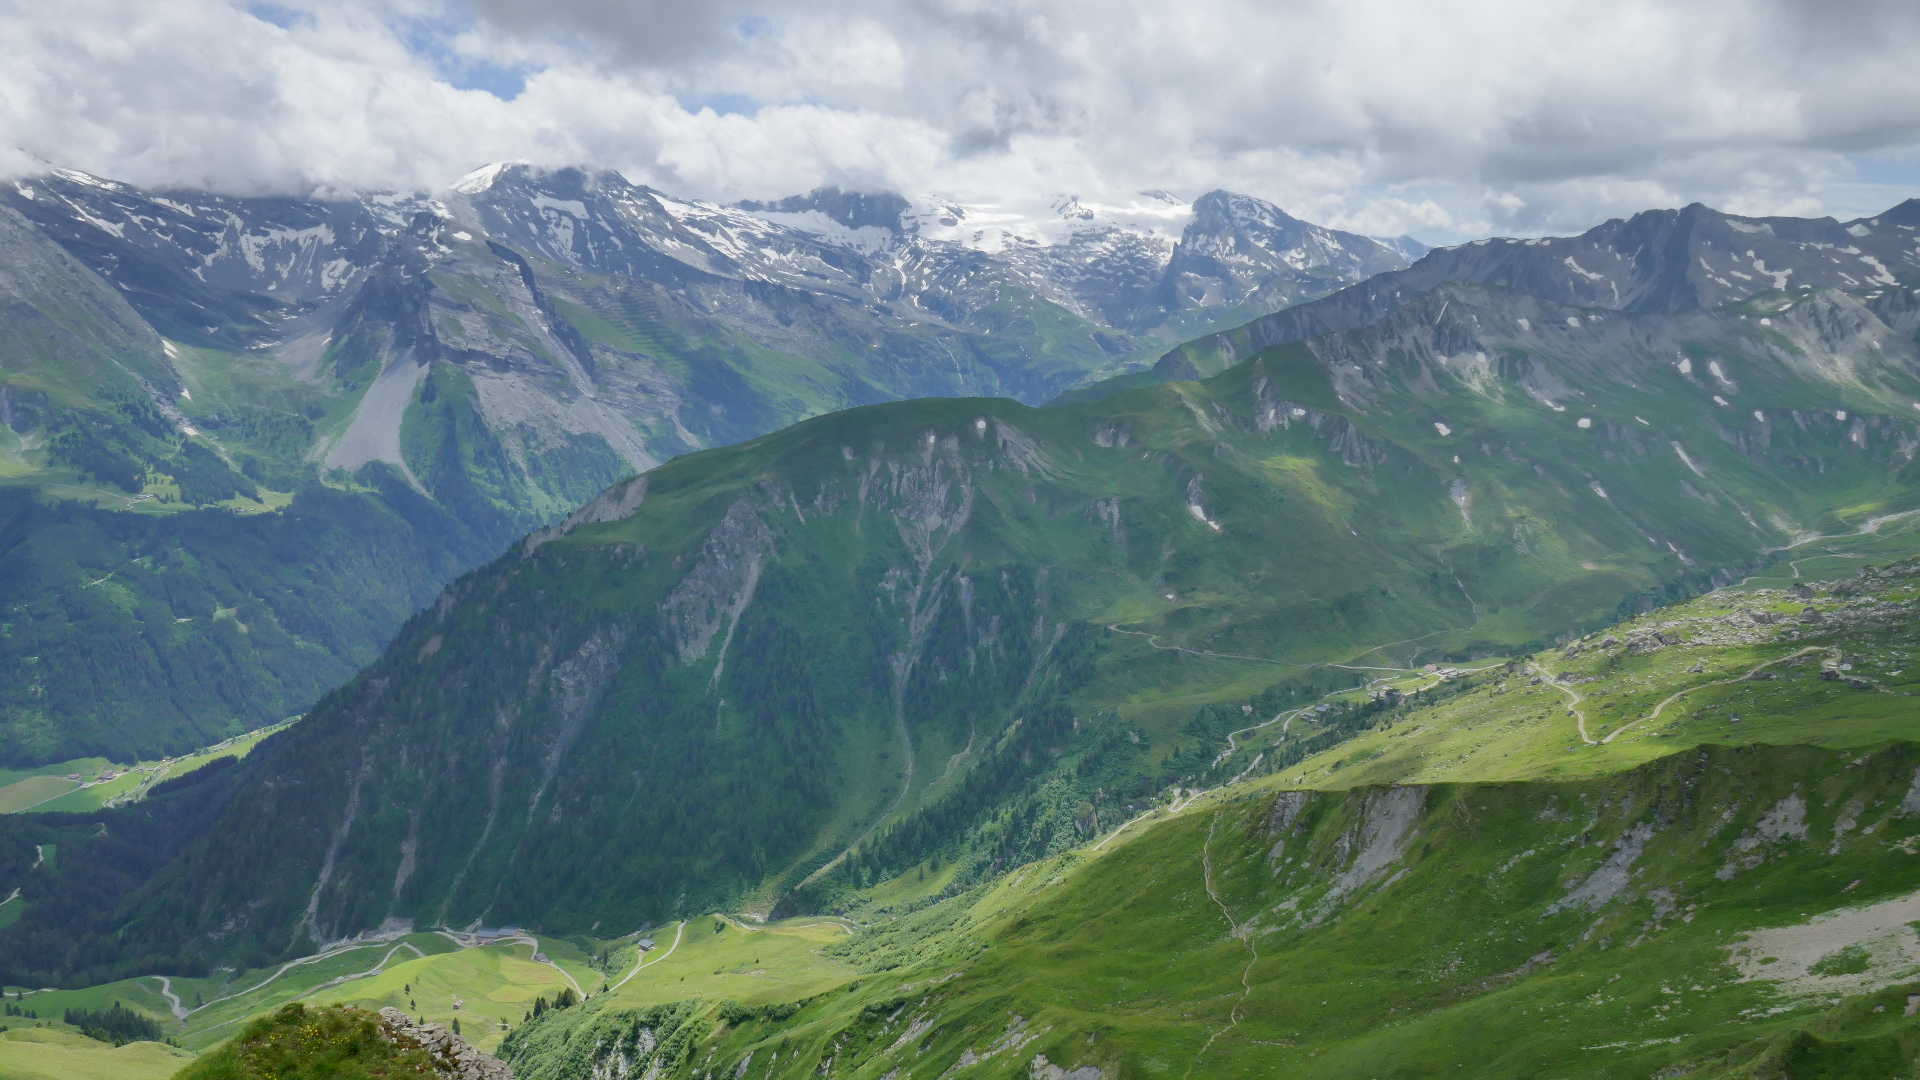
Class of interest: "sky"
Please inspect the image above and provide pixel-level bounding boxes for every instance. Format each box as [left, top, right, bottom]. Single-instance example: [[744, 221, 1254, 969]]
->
[[4, 0, 1920, 244]]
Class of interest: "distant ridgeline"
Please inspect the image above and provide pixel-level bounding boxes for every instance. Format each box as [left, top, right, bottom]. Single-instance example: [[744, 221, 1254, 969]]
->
[[0, 167, 1417, 767], [10, 182, 1920, 986]]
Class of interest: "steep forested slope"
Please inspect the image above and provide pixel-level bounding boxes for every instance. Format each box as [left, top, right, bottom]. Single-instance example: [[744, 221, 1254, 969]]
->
[[0, 202, 515, 763], [0, 482, 501, 761]]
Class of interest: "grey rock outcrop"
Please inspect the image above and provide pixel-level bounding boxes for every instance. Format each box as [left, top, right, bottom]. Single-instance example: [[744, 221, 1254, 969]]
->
[[378, 1007, 515, 1080]]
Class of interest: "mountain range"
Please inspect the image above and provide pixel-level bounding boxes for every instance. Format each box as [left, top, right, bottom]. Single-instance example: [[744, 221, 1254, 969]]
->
[[0, 165, 1418, 764], [9, 188, 1920, 978], [1071, 196, 1920, 399], [10, 176, 1920, 1079]]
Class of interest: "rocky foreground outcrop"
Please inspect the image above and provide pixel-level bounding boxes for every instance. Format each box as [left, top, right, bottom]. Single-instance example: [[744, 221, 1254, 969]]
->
[[378, 1006, 515, 1080]]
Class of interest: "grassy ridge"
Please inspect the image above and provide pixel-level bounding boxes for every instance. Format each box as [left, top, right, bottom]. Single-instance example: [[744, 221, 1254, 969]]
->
[[493, 740, 1920, 1079], [1268, 552, 1920, 791], [172, 1003, 434, 1080]]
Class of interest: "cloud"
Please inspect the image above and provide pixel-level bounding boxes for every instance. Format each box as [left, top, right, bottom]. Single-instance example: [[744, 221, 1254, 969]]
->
[[3, 0, 1919, 241]]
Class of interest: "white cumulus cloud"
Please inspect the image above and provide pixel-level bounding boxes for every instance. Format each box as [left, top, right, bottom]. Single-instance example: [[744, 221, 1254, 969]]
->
[[2, 0, 1918, 241]]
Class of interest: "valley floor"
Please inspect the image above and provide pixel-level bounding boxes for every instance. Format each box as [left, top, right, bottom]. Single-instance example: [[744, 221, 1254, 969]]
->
[[0, 721, 291, 817]]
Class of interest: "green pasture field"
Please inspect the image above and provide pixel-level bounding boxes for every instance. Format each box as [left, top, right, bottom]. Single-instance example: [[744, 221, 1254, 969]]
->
[[0, 1027, 193, 1080], [2, 721, 291, 816], [596, 917, 859, 1013]]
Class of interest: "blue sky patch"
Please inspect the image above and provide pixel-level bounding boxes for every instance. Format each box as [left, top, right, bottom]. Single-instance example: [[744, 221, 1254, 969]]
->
[[396, 12, 539, 102], [246, 2, 312, 30], [679, 93, 760, 118], [1847, 153, 1920, 188]]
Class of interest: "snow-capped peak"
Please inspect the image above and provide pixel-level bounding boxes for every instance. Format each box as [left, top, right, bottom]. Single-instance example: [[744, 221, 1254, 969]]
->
[[51, 167, 127, 192], [450, 161, 529, 195]]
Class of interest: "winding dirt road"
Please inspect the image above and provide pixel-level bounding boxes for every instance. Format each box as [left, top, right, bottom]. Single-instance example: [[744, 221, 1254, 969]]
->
[[152, 975, 187, 1020], [609, 921, 684, 991], [1767, 508, 1920, 553], [1528, 661, 1597, 745], [1531, 646, 1842, 747], [1600, 646, 1840, 745]]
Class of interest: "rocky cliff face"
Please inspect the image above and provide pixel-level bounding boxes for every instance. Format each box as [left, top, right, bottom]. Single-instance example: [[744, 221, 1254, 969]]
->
[[1157, 190, 1416, 320]]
